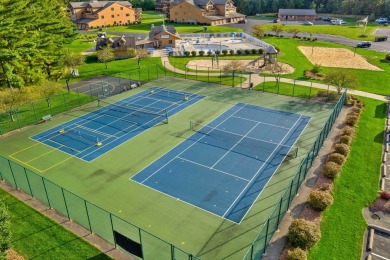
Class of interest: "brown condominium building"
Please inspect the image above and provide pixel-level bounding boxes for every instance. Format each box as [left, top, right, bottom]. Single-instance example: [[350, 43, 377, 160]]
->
[[68, 0, 142, 30], [169, 0, 245, 25], [155, 0, 174, 17]]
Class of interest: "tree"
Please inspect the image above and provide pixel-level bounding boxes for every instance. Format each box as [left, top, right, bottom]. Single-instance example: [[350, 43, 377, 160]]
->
[[272, 24, 284, 36], [37, 80, 63, 108], [324, 70, 358, 94], [222, 60, 244, 72], [267, 62, 284, 89], [63, 49, 85, 70], [0, 203, 11, 259], [127, 48, 136, 58], [251, 24, 266, 38], [135, 48, 150, 69], [289, 28, 301, 37], [97, 47, 115, 69], [0, 88, 29, 122]]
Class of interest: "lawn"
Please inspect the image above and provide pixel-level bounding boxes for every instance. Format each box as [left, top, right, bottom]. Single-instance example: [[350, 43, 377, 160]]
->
[[102, 11, 241, 33], [0, 187, 109, 259], [253, 81, 322, 99], [309, 97, 385, 259], [262, 37, 390, 96], [65, 38, 96, 54]]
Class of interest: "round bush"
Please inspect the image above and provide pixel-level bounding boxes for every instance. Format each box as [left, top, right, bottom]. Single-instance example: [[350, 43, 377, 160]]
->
[[386, 54, 390, 61], [207, 51, 212, 56], [191, 51, 197, 56], [287, 219, 321, 249], [380, 191, 390, 200], [215, 50, 221, 55], [319, 183, 332, 191], [287, 247, 307, 260], [316, 90, 328, 97], [258, 48, 264, 55], [335, 143, 349, 156], [229, 49, 235, 55], [198, 50, 205, 56], [323, 161, 342, 179], [184, 51, 190, 57], [307, 189, 334, 211], [328, 153, 346, 165], [222, 49, 228, 55], [236, 49, 243, 55], [244, 49, 251, 55], [352, 107, 362, 114], [345, 115, 359, 126], [251, 49, 257, 54], [339, 135, 351, 145], [341, 126, 354, 137]]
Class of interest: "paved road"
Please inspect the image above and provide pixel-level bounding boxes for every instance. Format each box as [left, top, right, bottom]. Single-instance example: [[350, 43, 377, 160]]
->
[[223, 18, 390, 53]]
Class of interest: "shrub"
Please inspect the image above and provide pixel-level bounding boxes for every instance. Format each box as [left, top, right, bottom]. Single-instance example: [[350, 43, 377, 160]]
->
[[341, 126, 354, 136], [251, 49, 257, 54], [323, 161, 342, 179], [191, 51, 197, 56], [356, 100, 365, 108], [207, 51, 212, 56], [319, 183, 332, 191], [328, 153, 346, 165], [244, 49, 251, 55], [339, 135, 351, 145], [229, 49, 234, 55], [345, 115, 359, 126], [326, 92, 339, 102], [311, 64, 322, 75], [275, 46, 280, 52], [184, 51, 190, 57], [222, 49, 228, 55], [335, 143, 349, 156], [258, 48, 264, 55], [345, 95, 355, 106], [352, 107, 362, 114], [308, 189, 334, 211], [287, 219, 321, 249], [303, 37, 307, 40], [236, 49, 243, 55], [215, 50, 221, 55], [316, 90, 328, 97], [386, 54, 390, 61], [287, 247, 307, 260], [316, 73, 324, 77], [199, 50, 205, 56], [380, 191, 390, 200]]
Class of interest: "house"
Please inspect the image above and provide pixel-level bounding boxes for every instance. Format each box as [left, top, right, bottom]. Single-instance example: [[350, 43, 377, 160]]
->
[[278, 9, 317, 21], [169, 0, 246, 25], [149, 25, 181, 48], [68, 0, 141, 30], [96, 35, 153, 58], [155, 0, 174, 17]]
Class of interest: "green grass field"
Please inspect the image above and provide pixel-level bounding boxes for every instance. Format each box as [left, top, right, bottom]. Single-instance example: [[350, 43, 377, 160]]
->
[[0, 77, 336, 259], [0, 187, 109, 259], [309, 97, 385, 259]]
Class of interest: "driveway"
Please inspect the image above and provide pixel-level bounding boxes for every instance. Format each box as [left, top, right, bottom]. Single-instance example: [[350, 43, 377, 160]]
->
[[222, 18, 390, 53]]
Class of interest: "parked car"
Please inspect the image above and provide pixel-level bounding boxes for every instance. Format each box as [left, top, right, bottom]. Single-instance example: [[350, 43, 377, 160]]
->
[[273, 18, 280, 23], [356, 41, 371, 48], [377, 20, 389, 25], [303, 21, 313, 25], [238, 19, 247, 24], [375, 18, 388, 23], [147, 48, 155, 54], [330, 19, 346, 25]]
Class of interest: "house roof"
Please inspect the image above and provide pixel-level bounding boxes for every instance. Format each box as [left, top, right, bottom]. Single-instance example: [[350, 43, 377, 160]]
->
[[96, 35, 136, 51], [265, 45, 278, 54], [149, 25, 179, 40], [278, 9, 317, 16], [69, 1, 132, 9]]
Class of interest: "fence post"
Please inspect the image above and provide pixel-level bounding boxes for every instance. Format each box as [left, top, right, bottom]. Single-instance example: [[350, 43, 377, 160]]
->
[[309, 81, 312, 98], [138, 228, 144, 258], [84, 200, 92, 232], [277, 197, 283, 225], [41, 178, 51, 208], [15, 110, 22, 130], [171, 244, 175, 260], [77, 90, 81, 107], [62, 189, 70, 220], [263, 219, 270, 254], [232, 70, 235, 87], [156, 64, 159, 78], [250, 244, 254, 259], [196, 66, 198, 81], [23, 168, 33, 196], [288, 180, 294, 205], [7, 160, 18, 189], [32, 103, 38, 123], [147, 66, 150, 81], [138, 69, 141, 82], [219, 69, 222, 85], [208, 68, 210, 83], [63, 93, 68, 112], [109, 213, 116, 247]]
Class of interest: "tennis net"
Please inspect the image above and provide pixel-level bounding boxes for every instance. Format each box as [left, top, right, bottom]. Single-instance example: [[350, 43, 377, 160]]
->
[[148, 88, 188, 102], [98, 97, 168, 125], [59, 125, 100, 147], [190, 121, 298, 160]]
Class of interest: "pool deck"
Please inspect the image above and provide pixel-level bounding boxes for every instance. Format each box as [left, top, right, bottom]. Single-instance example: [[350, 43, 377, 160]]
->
[[177, 37, 261, 53]]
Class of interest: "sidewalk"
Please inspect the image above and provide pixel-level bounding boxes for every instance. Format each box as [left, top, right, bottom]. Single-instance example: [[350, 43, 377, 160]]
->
[[161, 56, 388, 101]]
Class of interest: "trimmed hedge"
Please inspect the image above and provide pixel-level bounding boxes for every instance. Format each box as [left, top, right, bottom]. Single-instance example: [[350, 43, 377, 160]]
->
[[287, 219, 321, 249], [380, 191, 390, 200], [328, 153, 346, 165], [345, 114, 359, 126], [339, 135, 351, 145], [319, 183, 332, 191], [341, 126, 354, 137], [323, 161, 342, 179], [287, 247, 307, 260], [307, 189, 334, 211], [334, 143, 350, 156]]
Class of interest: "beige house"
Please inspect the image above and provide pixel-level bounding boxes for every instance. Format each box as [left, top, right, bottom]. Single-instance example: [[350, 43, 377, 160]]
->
[[278, 9, 317, 21], [68, 0, 141, 30], [169, 0, 245, 25], [96, 36, 152, 58], [149, 25, 181, 48]]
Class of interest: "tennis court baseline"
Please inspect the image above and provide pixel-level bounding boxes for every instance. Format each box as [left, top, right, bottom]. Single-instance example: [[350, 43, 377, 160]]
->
[[131, 103, 311, 223], [31, 87, 204, 162]]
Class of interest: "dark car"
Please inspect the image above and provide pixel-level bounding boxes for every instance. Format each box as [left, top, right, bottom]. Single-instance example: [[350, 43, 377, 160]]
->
[[356, 41, 371, 48], [238, 19, 247, 24]]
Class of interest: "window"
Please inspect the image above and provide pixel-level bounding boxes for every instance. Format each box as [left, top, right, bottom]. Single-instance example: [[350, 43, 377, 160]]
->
[[101, 15, 104, 19], [126, 13, 130, 16], [127, 20, 130, 23], [168, 40, 173, 44], [111, 15, 114, 18], [120, 7, 123, 10], [111, 7, 114, 11]]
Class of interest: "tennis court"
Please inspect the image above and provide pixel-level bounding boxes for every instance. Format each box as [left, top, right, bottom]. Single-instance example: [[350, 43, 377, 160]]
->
[[132, 103, 310, 223], [30, 87, 204, 162]]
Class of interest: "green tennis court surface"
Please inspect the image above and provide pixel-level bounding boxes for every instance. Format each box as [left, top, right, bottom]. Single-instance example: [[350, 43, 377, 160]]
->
[[0, 77, 336, 259]]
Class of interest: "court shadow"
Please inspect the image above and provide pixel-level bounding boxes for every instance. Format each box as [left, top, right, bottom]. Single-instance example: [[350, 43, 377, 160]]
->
[[374, 130, 385, 144], [375, 103, 386, 118]]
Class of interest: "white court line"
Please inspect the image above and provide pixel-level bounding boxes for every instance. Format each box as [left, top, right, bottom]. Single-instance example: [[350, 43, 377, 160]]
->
[[211, 121, 261, 169], [177, 156, 250, 182], [231, 115, 291, 129], [66, 123, 116, 139], [222, 115, 303, 218], [371, 253, 390, 260], [140, 104, 246, 184]]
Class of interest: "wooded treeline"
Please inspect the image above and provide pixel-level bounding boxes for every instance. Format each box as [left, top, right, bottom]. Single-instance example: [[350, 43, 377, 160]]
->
[[233, 0, 390, 17]]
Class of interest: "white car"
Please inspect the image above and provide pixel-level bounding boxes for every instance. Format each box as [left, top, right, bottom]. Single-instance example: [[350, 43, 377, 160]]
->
[[375, 18, 388, 23], [331, 19, 346, 25], [303, 21, 313, 25]]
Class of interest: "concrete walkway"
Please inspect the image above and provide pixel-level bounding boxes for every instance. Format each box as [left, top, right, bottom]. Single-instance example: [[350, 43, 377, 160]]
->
[[161, 56, 388, 101]]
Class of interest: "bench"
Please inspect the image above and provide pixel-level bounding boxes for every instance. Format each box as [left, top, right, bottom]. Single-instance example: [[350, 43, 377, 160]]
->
[[42, 114, 52, 122], [130, 83, 138, 89]]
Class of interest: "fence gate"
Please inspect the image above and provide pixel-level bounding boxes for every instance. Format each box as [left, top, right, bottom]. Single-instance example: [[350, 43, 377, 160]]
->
[[114, 230, 143, 258]]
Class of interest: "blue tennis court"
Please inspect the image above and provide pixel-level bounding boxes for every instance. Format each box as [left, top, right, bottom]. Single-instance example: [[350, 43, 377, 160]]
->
[[31, 87, 204, 162], [131, 103, 311, 223]]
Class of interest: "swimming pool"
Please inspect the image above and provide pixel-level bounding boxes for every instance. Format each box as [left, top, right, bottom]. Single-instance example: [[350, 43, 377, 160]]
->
[[193, 44, 230, 52], [225, 39, 243, 43]]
